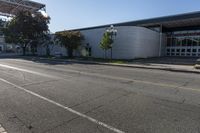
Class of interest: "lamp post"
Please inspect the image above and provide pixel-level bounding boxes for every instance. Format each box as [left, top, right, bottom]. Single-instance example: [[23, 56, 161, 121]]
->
[[106, 25, 117, 60]]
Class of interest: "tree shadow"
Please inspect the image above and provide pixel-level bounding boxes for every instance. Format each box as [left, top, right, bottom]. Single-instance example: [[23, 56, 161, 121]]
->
[[0, 55, 100, 66]]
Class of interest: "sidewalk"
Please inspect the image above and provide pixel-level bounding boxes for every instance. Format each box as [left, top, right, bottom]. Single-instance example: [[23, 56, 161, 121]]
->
[[27, 57, 200, 74]]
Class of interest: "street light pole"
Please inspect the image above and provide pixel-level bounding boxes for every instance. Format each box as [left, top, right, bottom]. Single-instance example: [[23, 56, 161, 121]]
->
[[106, 25, 117, 60]]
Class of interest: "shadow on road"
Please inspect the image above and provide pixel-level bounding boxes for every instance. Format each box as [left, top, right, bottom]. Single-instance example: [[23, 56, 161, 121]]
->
[[0, 56, 99, 66], [0, 55, 198, 66]]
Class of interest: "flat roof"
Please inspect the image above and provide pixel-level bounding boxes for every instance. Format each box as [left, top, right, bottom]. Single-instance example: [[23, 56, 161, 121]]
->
[[60, 11, 200, 32], [0, 0, 45, 16]]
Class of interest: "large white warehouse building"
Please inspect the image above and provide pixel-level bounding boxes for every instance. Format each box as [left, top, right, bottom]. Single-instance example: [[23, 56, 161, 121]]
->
[[49, 11, 200, 59], [79, 26, 160, 59]]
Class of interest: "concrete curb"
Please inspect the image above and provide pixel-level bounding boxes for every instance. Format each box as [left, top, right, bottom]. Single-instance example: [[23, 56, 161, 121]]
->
[[17, 56, 200, 74]]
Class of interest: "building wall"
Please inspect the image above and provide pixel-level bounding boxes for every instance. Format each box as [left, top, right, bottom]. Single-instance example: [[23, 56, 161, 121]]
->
[[81, 26, 160, 59], [37, 26, 161, 59]]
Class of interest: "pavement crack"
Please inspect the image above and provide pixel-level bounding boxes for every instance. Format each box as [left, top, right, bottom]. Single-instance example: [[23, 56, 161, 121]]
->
[[42, 116, 80, 133], [85, 105, 104, 114], [21, 79, 59, 87], [69, 92, 114, 108], [8, 114, 34, 132]]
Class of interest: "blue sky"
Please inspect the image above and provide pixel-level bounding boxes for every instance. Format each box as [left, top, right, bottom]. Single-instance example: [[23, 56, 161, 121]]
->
[[34, 0, 200, 33]]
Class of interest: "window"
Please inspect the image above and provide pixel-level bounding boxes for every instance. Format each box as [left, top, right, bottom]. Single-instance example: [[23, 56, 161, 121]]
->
[[193, 37, 199, 46], [167, 37, 172, 47], [176, 38, 182, 47], [182, 39, 187, 46], [187, 37, 192, 46], [167, 49, 170, 52], [192, 49, 197, 53], [181, 49, 185, 52], [172, 37, 176, 47]]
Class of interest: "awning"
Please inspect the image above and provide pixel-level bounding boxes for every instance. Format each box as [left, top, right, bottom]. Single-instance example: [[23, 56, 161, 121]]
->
[[0, 0, 45, 16]]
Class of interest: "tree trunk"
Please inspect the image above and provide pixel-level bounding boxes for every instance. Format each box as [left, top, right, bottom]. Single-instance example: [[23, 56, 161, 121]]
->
[[46, 45, 50, 57], [31, 47, 35, 55], [67, 48, 73, 58], [22, 46, 26, 56]]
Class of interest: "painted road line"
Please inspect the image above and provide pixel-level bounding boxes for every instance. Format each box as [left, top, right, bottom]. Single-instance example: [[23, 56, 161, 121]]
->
[[0, 64, 72, 81], [0, 78, 125, 133], [0, 63, 199, 93], [0, 124, 7, 133], [0, 64, 57, 79]]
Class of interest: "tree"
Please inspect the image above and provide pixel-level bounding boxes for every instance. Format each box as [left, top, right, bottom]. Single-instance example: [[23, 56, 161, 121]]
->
[[55, 31, 84, 58], [100, 32, 113, 59], [38, 34, 54, 57], [3, 11, 50, 56]]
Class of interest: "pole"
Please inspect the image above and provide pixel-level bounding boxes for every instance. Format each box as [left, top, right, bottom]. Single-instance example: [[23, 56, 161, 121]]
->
[[159, 24, 163, 57], [111, 33, 113, 61]]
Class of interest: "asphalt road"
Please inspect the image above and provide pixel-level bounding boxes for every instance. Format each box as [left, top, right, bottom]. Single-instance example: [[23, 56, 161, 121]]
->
[[0, 58, 200, 133]]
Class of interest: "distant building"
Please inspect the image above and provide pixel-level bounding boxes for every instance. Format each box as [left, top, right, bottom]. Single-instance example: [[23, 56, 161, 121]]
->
[[56, 11, 200, 59]]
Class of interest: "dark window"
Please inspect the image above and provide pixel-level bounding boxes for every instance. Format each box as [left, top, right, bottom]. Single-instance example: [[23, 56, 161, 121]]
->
[[172, 37, 176, 47], [181, 49, 185, 52], [187, 49, 191, 52], [181, 53, 185, 56], [167, 37, 172, 47], [167, 49, 170, 52], [193, 49, 197, 52], [187, 53, 191, 56], [176, 49, 180, 52]]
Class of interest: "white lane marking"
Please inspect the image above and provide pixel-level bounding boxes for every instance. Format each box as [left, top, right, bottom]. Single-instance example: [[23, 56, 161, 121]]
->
[[0, 64, 57, 79], [0, 78, 125, 133], [0, 63, 199, 93]]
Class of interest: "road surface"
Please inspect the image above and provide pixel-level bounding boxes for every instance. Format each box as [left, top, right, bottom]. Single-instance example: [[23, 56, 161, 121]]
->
[[0, 58, 200, 133]]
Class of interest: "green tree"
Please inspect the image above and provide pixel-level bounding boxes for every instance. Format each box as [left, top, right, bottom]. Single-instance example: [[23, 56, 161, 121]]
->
[[38, 34, 54, 56], [3, 11, 50, 56], [100, 32, 113, 59], [55, 31, 84, 58]]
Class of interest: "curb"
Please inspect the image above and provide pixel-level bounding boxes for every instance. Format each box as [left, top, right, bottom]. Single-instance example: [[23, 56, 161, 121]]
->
[[21, 56, 200, 74]]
